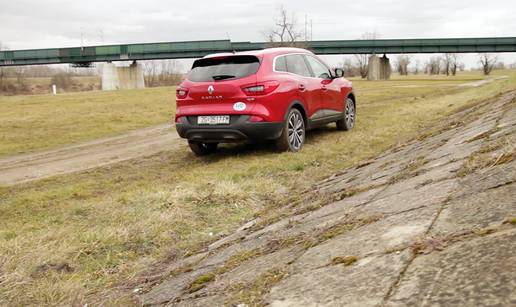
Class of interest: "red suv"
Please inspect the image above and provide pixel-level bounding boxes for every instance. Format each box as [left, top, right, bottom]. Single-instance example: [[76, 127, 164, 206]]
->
[[175, 48, 355, 155]]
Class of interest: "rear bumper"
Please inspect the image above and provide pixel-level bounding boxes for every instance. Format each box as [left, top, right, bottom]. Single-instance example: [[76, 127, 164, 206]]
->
[[176, 115, 283, 143]]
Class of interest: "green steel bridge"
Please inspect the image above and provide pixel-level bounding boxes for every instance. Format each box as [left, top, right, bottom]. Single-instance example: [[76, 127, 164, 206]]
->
[[1, 37, 515, 67]]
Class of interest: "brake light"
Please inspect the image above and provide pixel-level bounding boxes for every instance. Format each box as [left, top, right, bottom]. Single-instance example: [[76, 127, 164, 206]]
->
[[175, 116, 184, 123], [176, 87, 189, 99], [242, 81, 279, 96]]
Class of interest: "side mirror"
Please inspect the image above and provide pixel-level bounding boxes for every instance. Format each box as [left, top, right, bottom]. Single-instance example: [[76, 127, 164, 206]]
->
[[333, 68, 344, 78]]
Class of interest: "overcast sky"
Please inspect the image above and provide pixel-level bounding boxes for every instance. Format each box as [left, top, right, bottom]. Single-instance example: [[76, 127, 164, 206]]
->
[[1, 0, 515, 68]]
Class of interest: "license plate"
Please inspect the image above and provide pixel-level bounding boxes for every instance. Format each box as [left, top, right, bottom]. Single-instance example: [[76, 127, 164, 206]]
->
[[197, 115, 230, 125]]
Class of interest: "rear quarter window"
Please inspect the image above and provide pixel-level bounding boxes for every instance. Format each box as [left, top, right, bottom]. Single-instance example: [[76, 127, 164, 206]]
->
[[275, 56, 288, 72], [285, 55, 312, 77], [188, 55, 260, 82]]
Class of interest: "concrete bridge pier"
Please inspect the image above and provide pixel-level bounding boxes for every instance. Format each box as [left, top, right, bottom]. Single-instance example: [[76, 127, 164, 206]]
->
[[101, 61, 145, 90], [367, 54, 391, 80]]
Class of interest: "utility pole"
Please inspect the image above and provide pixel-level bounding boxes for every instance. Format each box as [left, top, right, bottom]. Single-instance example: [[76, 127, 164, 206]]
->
[[310, 19, 313, 41], [80, 27, 85, 47], [305, 14, 308, 41]]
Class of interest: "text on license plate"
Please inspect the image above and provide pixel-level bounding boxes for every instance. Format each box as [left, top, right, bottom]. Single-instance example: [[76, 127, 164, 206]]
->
[[198, 115, 230, 125]]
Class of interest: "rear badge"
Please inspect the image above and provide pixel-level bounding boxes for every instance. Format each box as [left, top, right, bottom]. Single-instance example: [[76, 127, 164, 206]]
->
[[233, 102, 246, 111]]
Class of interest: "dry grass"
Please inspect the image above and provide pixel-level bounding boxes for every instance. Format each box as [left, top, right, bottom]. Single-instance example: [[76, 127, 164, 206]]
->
[[503, 217, 516, 225], [1, 70, 516, 305], [225, 268, 288, 306], [388, 156, 428, 183], [186, 273, 216, 293], [458, 135, 516, 177], [185, 249, 260, 293], [331, 255, 358, 266], [0, 86, 175, 156]]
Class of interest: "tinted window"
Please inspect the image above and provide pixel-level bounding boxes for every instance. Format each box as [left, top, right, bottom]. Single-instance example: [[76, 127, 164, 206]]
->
[[285, 55, 312, 77], [188, 55, 260, 82], [305, 56, 331, 79], [275, 56, 288, 72]]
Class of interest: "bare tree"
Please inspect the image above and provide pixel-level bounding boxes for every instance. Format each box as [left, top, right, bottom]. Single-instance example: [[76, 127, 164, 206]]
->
[[51, 72, 74, 91], [265, 6, 305, 47], [412, 59, 421, 75], [339, 58, 358, 77], [395, 55, 411, 75], [441, 54, 453, 76], [449, 54, 461, 76], [494, 61, 506, 70], [143, 61, 159, 87], [354, 54, 369, 78], [425, 56, 441, 75], [441, 53, 462, 76], [479, 53, 498, 75], [144, 60, 183, 87], [15, 66, 26, 88], [159, 60, 183, 85], [353, 32, 380, 79]]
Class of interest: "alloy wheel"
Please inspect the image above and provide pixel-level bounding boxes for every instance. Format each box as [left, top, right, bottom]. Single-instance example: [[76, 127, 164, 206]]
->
[[287, 111, 305, 150], [345, 100, 355, 129]]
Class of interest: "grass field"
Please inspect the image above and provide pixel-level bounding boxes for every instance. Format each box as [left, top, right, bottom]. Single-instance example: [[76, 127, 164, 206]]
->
[[0, 86, 174, 156], [1, 70, 515, 305], [0, 72, 486, 157]]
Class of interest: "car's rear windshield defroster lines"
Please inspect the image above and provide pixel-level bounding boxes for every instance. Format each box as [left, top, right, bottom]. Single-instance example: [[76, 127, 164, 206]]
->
[[188, 55, 260, 82]]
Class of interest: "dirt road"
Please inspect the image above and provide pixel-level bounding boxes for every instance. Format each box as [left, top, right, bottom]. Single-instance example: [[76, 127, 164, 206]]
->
[[0, 124, 180, 186], [138, 92, 516, 306]]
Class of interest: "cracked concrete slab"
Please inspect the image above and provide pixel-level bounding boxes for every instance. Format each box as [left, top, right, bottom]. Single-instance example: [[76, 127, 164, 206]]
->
[[454, 160, 516, 197], [268, 251, 412, 307], [431, 182, 516, 234], [291, 206, 436, 271], [386, 230, 516, 307], [357, 178, 458, 215]]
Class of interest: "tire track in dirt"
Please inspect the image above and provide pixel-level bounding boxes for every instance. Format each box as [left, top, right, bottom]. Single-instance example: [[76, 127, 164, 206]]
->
[[0, 124, 180, 186]]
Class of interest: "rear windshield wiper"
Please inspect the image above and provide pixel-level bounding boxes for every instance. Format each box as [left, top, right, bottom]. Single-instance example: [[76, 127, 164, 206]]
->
[[211, 74, 236, 81]]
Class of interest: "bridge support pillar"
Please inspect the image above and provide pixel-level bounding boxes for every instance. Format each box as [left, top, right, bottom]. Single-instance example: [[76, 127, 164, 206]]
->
[[367, 55, 391, 80], [101, 62, 145, 90]]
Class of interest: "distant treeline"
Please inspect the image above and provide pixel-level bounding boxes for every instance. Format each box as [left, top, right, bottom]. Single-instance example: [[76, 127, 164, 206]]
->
[[0, 59, 185, 95], [0, 65, 99, 95]]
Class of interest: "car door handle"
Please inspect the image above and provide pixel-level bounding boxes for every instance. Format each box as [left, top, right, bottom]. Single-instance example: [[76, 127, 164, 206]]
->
[[298, 84, 306, 91]]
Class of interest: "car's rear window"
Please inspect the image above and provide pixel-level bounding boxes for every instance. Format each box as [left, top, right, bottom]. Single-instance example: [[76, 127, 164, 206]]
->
[[188, 55, 260, 82]]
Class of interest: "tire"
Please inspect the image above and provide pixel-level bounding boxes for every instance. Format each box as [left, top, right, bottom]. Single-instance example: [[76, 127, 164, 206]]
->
[[188, 141, 218, 156], [275, 108, 305, 152], [336, 98, 356, 131]]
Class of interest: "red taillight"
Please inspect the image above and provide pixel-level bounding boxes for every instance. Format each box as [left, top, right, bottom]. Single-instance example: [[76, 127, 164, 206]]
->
[[175, 116, 184, 123], [242, 81, 279, 96], [249, 115, 264, 122], [176, 87, 189, 99]]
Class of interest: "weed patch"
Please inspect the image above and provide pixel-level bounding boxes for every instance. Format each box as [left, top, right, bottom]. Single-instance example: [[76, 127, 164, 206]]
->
[[331, 256, 358, 266], [458, 136, 515, 177], [225, 268, 288, 306]]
